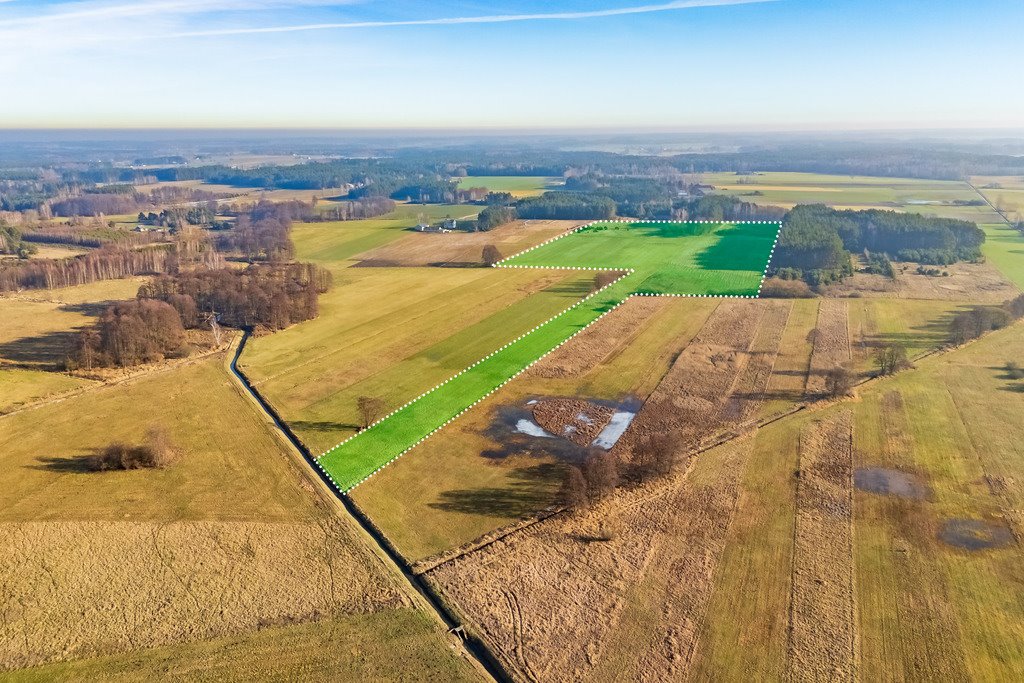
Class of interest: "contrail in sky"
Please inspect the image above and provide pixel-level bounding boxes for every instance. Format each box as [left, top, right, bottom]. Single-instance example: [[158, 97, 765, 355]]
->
[[175, 0, 776, 38]]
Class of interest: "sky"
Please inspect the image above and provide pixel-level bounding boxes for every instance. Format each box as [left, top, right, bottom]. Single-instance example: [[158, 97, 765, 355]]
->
[[0, 0, 1021, 129]]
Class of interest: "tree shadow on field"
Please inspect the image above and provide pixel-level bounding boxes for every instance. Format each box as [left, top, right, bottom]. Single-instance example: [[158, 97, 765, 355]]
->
[[0, 330, 78, 369], [57, 301, 110, 316], [695, 222, 778, 272], [289, 419, 361, 433], [30, 448, 105, 474], [428, 463, 562, 518]]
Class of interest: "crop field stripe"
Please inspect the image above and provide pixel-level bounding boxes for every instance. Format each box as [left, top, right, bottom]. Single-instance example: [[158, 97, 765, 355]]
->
[[316, 221, 780, 491]]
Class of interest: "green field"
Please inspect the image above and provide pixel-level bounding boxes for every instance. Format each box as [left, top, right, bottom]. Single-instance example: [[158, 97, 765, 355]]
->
[[456, 175, 555, 197], [980, 222, 1024, 289], [501, 220, 780, 296], [316, 221, 778, 491]]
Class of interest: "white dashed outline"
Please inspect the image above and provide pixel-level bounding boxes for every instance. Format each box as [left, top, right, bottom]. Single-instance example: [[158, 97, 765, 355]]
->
[[318, 219, 781, 493]]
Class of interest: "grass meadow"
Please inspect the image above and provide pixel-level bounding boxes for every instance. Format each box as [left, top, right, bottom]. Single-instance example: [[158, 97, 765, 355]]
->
[[704, 171, 1004, 223], [456, 175, 556, 197], [688, 320, 1024, 681]]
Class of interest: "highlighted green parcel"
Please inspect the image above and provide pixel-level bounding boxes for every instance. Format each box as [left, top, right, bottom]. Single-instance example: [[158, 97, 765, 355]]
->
[[316, 221, 779, 491]]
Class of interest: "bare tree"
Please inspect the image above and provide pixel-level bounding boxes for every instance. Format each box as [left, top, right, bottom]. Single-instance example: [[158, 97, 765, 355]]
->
[[874, 343, 910, 376], [635, 433, 678, 481], [583, 449, 619, 502], [562, 465, 589, 513], [824, 364, 855, 398], [203, 311, 223, 347], [357, 396, 387, 430], [482, 244, 502, 267]]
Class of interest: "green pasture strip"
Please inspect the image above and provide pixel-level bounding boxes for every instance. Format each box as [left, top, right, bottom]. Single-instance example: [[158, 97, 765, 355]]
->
[[316, 221, 778, 491], [316, 277, 633, 490]]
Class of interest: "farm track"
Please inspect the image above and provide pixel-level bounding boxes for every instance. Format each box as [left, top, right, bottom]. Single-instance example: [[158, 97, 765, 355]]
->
[[227, 330, 507, 683]]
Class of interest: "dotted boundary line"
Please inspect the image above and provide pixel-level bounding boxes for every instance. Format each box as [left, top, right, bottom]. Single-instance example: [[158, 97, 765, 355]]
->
[[316, 270, 634, 492], [318, 219, 782, 493]]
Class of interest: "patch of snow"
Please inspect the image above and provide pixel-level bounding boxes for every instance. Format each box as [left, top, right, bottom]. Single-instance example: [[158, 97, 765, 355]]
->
[[591, 411, 636, 449]]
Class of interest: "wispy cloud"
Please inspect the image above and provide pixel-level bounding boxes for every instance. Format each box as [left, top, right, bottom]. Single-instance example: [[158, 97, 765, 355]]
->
[[0, 0, 356, 27], [174, 0, 775, 37]]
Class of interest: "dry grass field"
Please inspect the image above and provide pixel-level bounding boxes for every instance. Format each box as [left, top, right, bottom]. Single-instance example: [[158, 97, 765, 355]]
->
[[0, 354, 476, 678], [4, 610, 476, 683], [704, 171, 1004, 223], [356, 219, 578, 267], [419, 317, 1024, 682], [350, 289, 971, 564], [0, 278, 148, 413]]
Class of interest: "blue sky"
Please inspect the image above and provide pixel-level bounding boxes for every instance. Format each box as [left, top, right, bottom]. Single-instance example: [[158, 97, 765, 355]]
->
[[0, 0, 1021, 129]]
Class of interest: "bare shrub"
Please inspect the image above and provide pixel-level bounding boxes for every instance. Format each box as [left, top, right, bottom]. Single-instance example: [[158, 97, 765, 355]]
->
[[88, 425, 180, 471], [591, 270, 622, 292], [145, 425, 181, 468], [760, 277, 814, 298]]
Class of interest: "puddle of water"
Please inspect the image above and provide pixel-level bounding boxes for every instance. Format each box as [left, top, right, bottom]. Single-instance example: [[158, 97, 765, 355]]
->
[[591, 411, 637, 449], [854, 467, 928, 500], [938, 518, 1013, 551]]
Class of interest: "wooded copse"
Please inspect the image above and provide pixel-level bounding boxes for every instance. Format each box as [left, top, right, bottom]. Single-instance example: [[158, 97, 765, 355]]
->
[[70, 262, 332, 369], [770, 204, 986, 286], [140, 262, 332, 330]]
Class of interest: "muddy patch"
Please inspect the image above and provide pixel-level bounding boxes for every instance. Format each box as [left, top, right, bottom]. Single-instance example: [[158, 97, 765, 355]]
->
[[854, 467, 929, 500], [485, 397, 640, 461], [938, 518, 1014, 550]]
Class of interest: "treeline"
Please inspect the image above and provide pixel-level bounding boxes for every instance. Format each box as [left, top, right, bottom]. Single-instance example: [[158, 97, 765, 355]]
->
[[770, 205, 986, 286], [72, 299, 187, 369], [319, 196, 395, 221], [516, 192, 617, 220], [949, 294, 1024, 346], [836, 208, 984, 264], [475, 205, 517, 231], [0, 246, 171, 291], [139, 262, 332, 330], [71, 262, 332, 369], [50, 186, 223, 218]]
